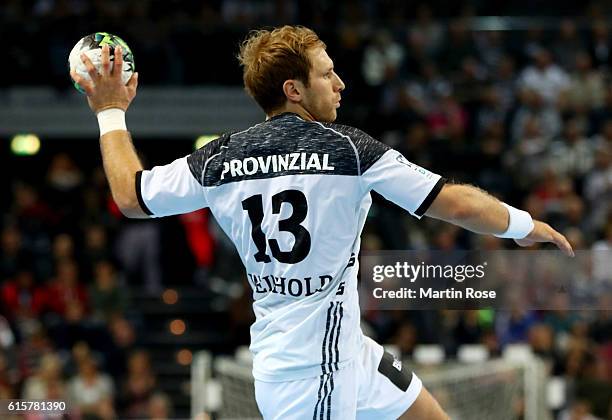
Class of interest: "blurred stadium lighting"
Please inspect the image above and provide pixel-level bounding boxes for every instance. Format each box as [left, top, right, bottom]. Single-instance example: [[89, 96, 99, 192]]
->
[[163, 288, 179, 305], [10, 134, 41, 156], [170, 319, 186, 335], [177, 349, 193, 365], [195, 135, 219, 150]]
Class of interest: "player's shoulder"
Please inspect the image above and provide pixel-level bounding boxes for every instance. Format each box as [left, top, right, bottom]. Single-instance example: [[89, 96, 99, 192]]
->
[[321, 122, 391, 174], [186, 131, 234, 186]]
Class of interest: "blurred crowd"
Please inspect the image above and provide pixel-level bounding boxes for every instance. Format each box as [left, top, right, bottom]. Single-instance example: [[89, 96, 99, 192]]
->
[[0, 157, 178, 418], [2, 0, 612, 418]]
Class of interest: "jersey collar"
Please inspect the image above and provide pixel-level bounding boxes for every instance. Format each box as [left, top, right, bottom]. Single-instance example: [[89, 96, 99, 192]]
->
[[267, 112, 303, 122]]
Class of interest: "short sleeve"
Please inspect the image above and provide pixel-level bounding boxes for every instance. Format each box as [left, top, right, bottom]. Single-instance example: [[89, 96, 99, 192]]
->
[[136, 156, 206, 217], [362, 150, 446, 219]]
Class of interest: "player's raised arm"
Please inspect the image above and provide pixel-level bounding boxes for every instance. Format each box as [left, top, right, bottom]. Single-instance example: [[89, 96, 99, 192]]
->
[[425, 183, 575, 257], [348, 125, 574, 257], [71, 44, 146, 218]]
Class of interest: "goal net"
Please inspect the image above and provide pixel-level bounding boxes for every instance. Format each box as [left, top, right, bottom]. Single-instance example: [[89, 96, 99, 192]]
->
[[191, 351, 548, 420]]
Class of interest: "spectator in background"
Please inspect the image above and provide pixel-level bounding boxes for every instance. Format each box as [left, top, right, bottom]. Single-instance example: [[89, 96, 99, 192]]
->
[[528, 323, 559, 367], [511, 89, 561, 144], [518, 48, 570, 107], [558, 400, 601, 420], [590, 88, 612, 135], [409, 4, 444, 59], [588, 19, 612, 70], [552, 19, 586, 71], [51, 233, 75, 262], [402, 61, 449, 115], [45, 153, 84, 230], [147, 392, 173, 420], [11, 182, 57, 246], [18, 325, 54, 381], [474, 30, 508, 72], [105, 315, 138, 379], [439, 19, 476, 74], [391, 321, 417, 358], [453, 310, 484, 348], [592, 220, 612, 285], [567, 51, 605, 110], [426, 87, 468, 143], [0, 225, 27, 280], [361, 30, 404, 89], [474, 85, 508, 138], [115, 218, 163, 295], [452, 56, 488, 116], [521, 27, 547, 62], [506, 115, 550, 187], [22, 353, 66, 400], [548, 118, 595, 182], [490, 55, 517, 113], [0, 269, 47, 335], [119, 350, 157, 418], [583, 142, 612, 232], [89, 260, 128, 322], [495, 308, 538, 346], [46, 259, 88, 318], [68, 355, 114, 418], [82, 224, 111, 270]]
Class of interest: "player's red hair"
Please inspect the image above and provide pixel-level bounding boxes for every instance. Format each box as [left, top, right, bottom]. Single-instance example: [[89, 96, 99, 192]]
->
[[238, 25, 326, 114]]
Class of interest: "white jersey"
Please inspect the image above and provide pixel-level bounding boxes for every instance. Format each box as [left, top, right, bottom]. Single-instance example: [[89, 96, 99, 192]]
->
[[136, 112, 445, 382]]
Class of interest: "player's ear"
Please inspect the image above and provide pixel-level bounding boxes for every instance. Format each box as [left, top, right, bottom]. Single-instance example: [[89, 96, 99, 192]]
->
[[283, 79, 303, 103]]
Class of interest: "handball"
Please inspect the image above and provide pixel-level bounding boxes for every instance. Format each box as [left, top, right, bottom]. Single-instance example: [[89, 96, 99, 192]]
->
[[68, 32, 135, 94]]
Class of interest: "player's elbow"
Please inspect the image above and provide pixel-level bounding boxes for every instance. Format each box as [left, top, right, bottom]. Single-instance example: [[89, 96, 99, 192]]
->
[[114, 194, 146, 219]]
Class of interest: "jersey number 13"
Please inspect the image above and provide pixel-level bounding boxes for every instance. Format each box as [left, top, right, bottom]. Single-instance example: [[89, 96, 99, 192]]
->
[[242, 189, 311, 264]]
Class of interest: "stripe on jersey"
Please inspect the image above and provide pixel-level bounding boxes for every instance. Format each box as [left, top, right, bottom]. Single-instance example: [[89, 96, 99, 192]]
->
[[325, 372, 335, 420], [313, 303, 334, 419], [414, 177, 447, 217], [135, 171, 153, 216], [313, 302, 343, 419], [327, 303, 340, 374], [334, 303, 344, 370]]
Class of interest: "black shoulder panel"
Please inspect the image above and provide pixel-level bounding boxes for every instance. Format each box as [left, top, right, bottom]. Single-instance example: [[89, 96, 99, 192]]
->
[[198, 114, 365, 187], [186, 132, 233, 186], [322, 123, 390, 174]]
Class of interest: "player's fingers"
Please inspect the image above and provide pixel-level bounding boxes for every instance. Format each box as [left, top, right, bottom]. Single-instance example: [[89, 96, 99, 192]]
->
[[80, 53, 100, 82], [70, 69, 95, 95], [101, 44, 111, 76], [551, 230, 575, 257], [127, 72, 138, 99], [114, 45, 124, 78], [127, 72, 138, 89]]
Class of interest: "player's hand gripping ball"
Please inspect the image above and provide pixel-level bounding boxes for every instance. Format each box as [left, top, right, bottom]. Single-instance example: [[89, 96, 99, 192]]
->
[[68, 32, 135, 93]]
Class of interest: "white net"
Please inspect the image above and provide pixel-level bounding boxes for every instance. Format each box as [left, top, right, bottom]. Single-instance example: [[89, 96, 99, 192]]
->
[[192, 352, 548, 420]]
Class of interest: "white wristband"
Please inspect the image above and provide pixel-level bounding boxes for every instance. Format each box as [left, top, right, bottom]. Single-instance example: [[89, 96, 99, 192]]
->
[[494, 203, 534, 239], [97, 109, 127, 136]]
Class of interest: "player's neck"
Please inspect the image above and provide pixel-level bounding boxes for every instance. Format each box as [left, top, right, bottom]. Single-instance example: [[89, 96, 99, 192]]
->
[[267, 104, 315, 122]]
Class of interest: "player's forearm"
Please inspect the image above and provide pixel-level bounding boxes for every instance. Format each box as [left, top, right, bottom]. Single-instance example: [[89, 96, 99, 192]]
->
[[427, 184, 530, 236], [100, 130, 142, 206], [97, 110, 147, 218], [443, 185, 509, 234]]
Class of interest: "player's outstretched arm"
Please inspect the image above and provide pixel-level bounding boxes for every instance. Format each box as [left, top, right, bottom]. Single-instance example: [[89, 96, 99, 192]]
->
[[71, 44, 147, 218], [425, 183, 574, 256]]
